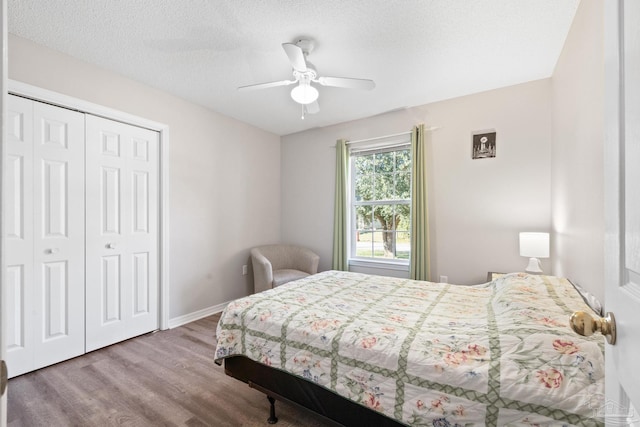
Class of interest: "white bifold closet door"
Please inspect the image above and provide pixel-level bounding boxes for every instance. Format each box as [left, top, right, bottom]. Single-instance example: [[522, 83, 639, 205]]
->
[[5, 95, 85, 377], [85, 115, 159, 352]]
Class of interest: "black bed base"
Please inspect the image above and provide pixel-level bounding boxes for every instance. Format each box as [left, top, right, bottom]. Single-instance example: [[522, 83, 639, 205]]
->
[[223, 356, 405, 427]]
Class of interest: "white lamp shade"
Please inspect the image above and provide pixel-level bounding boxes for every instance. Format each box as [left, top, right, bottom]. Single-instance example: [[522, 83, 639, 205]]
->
[[291, 83, 319, 104], [519, 232, 550, 258]]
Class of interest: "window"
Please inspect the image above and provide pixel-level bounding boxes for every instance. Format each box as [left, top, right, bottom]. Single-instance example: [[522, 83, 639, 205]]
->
[[350, 143, 411, 263]]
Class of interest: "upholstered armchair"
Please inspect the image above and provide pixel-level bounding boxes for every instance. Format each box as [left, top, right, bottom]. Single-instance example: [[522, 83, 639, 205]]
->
[[250, 244, 320, 293]]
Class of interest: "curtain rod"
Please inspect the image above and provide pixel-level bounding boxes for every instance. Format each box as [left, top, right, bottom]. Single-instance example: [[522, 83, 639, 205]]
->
[[346, 130, 412, 145]]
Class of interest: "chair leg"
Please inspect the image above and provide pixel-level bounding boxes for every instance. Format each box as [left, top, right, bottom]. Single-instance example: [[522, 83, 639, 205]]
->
[[267, 395, 278, 424]]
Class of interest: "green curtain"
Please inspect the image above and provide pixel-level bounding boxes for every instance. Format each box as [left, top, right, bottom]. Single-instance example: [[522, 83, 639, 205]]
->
[[410, 124, 430, 281], [332, 139, 349, 271]]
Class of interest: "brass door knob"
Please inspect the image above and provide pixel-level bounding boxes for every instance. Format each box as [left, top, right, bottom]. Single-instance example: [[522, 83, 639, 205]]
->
[[570, 311, 616, 345]]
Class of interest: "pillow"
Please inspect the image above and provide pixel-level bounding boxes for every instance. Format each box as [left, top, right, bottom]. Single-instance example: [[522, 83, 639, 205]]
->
[[568, 279, 603, 316]]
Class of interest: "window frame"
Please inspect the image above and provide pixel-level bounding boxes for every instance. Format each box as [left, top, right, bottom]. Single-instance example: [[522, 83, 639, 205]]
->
[[348, 139, 412, 268]]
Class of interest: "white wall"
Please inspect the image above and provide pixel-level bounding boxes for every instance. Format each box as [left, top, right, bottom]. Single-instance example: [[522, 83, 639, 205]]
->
[[551, 0, 604, 303], [282, 79, 552, 285], [7, 35, 282, 320], [6, 0, 605, 321]]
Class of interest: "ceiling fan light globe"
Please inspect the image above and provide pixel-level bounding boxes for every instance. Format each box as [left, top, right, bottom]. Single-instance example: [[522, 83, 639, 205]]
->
[[291, 84, 319, 104]]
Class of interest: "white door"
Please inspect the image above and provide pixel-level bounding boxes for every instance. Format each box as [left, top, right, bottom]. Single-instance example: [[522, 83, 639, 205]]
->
[[85, 114, 159, 352], [1, 1, 8, 422], [604, 0, 640, 424], [5, 96, 85, 377], [31, 101, 86, 370]]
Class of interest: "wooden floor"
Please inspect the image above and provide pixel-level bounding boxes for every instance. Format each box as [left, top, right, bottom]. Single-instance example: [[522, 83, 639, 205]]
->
[[7, 313, 334, 427]]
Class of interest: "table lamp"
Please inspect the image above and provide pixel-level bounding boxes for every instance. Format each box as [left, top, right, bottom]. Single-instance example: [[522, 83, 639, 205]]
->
[[519, 232, 549, 274]]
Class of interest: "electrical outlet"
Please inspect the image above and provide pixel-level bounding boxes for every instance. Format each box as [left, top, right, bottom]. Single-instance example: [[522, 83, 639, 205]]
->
[[439, 275, 448, 283], [242, 265, 248, 276]]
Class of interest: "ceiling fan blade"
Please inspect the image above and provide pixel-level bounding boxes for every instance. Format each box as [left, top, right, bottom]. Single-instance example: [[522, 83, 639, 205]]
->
[[238, 79, 296, 91], [282, 43, 307, 72], [305, 100, 320, 114], [316, 76, 375, 90]]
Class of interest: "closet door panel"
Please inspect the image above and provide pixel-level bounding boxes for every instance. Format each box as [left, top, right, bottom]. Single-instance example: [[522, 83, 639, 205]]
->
[[101, 255, 122, 323], [6, 155, 25, 240], [5, 96, 35, 377], [133, 252, 150, 315], [32, 101, 85, 370], [42, 160, 68, 237], [102, 166, 121, 234], [86, 115, 159, 352], [42, 261, 69, 338], [5, 265, 31, 377]]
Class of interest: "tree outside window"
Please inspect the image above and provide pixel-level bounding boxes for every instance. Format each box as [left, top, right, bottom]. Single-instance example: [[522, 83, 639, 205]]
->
[[352, 147, 411, 260]]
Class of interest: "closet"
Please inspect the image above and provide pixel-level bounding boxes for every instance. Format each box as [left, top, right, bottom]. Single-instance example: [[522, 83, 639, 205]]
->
[[5, 94, 160, 377]]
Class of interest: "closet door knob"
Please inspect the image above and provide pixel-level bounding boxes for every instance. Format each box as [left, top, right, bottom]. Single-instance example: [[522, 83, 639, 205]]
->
[[45, 248, 59, 254], [106, 243, 117, 249]]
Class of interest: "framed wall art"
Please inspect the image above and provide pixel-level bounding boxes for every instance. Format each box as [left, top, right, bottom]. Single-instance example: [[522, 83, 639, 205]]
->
[[472, 130, 496, 159]]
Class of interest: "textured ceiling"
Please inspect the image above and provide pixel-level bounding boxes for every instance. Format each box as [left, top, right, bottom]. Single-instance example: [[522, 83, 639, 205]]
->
[[8, 0, 580, 136]]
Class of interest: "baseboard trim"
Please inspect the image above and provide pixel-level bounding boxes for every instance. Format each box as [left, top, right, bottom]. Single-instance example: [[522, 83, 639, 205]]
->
[[168, 301, 230, 329]]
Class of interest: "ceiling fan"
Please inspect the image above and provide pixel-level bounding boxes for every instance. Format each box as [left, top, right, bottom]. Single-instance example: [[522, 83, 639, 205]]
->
[[238, 39, 375, 118]]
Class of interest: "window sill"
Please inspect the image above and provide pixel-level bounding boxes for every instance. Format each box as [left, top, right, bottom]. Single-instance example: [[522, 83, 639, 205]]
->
[[348, 258, 410, 272]]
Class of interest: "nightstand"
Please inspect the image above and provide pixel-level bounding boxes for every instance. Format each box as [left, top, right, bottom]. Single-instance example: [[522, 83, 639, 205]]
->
[[487, 271, 506, 281]]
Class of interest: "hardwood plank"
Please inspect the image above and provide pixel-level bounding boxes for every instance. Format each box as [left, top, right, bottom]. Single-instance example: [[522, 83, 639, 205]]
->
[[7, 313, 334, 427]]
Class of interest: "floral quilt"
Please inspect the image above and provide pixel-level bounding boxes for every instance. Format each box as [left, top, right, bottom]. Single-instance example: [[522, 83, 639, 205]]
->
[[215, 271, 604, 426]]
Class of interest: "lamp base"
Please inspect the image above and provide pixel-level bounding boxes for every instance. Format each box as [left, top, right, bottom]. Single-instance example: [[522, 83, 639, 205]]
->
[[525, 257, 543, 274]]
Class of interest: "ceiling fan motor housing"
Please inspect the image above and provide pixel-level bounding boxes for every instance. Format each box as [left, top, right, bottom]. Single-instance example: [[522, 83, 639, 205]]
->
[[294, 38, 315, 55], [293, 66, 317, 83]]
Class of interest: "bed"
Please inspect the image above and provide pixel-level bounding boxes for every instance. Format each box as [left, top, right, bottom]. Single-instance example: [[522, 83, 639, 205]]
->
[[214, 270, 604, 426]]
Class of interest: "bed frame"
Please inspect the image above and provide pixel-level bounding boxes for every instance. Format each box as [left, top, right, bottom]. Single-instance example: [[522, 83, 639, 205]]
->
[[223, 355, 405, 426]]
